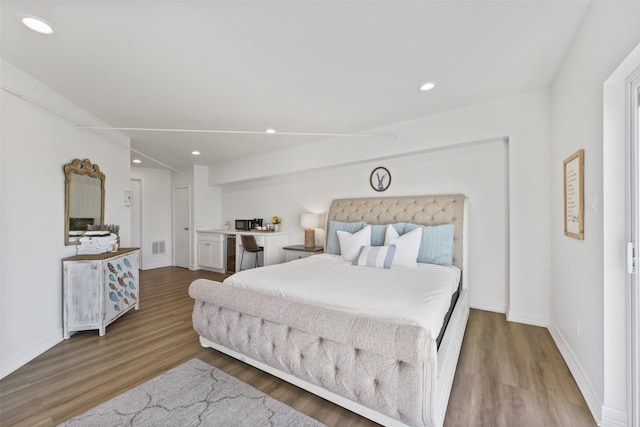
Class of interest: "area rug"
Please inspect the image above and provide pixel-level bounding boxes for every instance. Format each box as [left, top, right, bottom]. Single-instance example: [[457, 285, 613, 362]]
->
[[58, 358, 325, 427]]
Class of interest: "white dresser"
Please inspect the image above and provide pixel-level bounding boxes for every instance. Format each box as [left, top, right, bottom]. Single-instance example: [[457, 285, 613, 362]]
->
[[62, 248, 140, 338]]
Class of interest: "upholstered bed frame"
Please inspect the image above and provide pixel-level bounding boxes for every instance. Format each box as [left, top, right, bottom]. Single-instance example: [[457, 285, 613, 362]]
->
[[189, 194, 469, 427]]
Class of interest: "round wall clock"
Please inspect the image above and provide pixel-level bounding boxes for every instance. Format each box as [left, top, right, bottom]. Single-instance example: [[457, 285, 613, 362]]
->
[[370, 166, 391, 192]]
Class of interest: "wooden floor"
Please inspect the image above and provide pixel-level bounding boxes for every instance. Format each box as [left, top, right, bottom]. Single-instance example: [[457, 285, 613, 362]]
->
[[0, 267, 596, 427]]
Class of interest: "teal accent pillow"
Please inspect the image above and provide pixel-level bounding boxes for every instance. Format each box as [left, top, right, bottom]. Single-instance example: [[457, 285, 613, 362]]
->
[[370, 224, 387, 246], [400, 223, 455, 265], [326, 221, 366, 255], [371, 223, 404, 246]]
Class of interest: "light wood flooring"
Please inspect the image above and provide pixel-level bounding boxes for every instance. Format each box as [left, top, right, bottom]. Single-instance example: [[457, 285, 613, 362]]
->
[[0, 267, 596, 427]]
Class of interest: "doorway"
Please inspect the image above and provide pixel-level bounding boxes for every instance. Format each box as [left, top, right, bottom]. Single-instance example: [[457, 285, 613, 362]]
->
[[173, 186, 191, 269]]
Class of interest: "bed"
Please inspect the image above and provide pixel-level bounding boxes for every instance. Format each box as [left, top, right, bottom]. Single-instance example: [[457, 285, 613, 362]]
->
[[189, 194, 468, 427]]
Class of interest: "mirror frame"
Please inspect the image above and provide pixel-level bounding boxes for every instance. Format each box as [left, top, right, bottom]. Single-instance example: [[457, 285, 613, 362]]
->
[[64, 159, 105, 245]]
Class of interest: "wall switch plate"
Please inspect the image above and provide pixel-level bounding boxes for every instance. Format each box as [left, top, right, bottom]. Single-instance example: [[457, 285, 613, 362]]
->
[[589, 193, 597, 212]]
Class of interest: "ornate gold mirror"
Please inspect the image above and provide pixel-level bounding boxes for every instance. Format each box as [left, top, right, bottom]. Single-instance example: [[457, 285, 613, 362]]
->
[[64, 159, 105, 245]]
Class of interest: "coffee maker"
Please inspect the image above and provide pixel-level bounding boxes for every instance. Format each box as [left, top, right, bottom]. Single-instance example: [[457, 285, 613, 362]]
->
[[249, 218, 263, 229]]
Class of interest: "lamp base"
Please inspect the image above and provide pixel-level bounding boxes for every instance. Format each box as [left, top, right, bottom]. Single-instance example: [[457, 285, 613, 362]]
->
[[304, 229, 315, 248]]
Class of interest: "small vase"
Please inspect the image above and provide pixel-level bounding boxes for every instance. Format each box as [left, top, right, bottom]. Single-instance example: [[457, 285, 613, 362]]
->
[[274, 224, 279, 232]]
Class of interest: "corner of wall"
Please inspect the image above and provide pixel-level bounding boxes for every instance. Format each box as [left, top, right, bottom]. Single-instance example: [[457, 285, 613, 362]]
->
[[548, 322, 603, 425], [0, 329, 62, 380], [506, 310, 549, 328]]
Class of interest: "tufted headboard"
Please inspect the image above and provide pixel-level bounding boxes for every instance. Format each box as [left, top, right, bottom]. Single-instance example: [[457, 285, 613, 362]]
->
[[326, 194, 466, 271]]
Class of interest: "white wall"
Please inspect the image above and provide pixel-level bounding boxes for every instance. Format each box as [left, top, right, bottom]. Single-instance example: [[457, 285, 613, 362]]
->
[[0, 59, 131, 378], [221, 139, 509, 312], [131, 166, 173, 270], [193, 165, 222, 269], [194, 165, 221, 231], [549, 1, 640, 424], [212, 89, 551, 325]]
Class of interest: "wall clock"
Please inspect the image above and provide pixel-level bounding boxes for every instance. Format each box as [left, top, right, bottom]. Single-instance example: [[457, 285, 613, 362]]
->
[[370, 166, 391, 192]]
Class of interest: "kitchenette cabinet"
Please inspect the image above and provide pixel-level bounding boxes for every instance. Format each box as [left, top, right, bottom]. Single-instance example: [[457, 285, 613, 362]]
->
[[198, 232, 226, 270], [197, 231, 225, 271]]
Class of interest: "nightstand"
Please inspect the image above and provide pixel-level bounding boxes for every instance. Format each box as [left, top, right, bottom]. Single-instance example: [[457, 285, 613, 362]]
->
[[283, 245, 324, 261]]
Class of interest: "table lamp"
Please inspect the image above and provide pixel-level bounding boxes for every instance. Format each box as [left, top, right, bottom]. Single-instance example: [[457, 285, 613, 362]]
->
[[300, 213, 321, 248]]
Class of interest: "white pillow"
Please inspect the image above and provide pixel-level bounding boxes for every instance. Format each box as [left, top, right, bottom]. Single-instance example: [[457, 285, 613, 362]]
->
[[352, 245, 396, 269], [337, 225, 372, 262], [384, 225, 421, 267]]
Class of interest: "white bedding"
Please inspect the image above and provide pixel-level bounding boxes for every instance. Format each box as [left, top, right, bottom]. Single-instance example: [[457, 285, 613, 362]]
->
[[223, 254, 461, 339]]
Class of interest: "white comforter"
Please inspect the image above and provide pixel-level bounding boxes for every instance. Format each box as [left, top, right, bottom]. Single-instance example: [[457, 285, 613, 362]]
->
[[224, 254, 461, 338]]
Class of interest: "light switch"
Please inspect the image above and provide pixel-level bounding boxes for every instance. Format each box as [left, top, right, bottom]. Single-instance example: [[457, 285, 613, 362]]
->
[[589, 192, 597, 212]]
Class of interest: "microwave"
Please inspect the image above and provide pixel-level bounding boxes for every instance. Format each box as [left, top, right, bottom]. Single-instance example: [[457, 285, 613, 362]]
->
[[235, 218, 263, 231]]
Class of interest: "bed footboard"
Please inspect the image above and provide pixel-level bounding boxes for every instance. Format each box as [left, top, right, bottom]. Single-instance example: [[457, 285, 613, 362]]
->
[[189, 279, 439, 427]]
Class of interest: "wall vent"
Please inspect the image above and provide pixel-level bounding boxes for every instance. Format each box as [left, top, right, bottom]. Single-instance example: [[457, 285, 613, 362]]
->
[[152, 240, 166, 255]]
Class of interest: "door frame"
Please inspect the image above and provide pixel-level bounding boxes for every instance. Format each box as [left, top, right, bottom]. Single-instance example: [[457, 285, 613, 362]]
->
[[604, 43, 640, 427], [629, 69, 640, 427], [172, 185, 192, 269], [130, 178, 142, 252]]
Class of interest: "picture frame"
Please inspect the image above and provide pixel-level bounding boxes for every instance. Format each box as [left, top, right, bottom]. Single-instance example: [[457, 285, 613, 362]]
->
[[370, 166, 391, 192], [563, 149, 584, 240]]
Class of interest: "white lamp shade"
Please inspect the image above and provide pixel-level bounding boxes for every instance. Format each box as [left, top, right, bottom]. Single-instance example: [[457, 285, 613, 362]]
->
[[300, 213, 321, 229]]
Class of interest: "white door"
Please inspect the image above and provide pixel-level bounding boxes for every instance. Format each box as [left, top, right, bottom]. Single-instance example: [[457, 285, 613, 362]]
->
[[130, 179, 141, 249], [173, 186, 191, 268]]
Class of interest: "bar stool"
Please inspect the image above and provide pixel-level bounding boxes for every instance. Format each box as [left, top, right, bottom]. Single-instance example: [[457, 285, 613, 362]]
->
[[240, 234, 263, 270]]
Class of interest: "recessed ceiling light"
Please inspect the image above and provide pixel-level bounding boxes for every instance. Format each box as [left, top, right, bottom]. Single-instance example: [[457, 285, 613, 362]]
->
[[20, 16, 54, 34], [419, 82, 436, 92], [265, 129, 276, 134], [132, 159, 142, 164], [192, 151, 200, 155]]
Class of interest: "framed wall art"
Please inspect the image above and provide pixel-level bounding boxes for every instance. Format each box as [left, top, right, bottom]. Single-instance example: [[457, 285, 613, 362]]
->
[[563, 149, 584, 240], [370, 166, 391, 192]]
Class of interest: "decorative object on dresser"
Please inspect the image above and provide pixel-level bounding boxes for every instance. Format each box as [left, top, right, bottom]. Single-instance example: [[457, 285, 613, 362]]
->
[[64, 158, 105, 245], [369, 166, 391, 192], [75, 224, 120, 254], [300, 213, 321, 248], [62, 248, 140, 338], [283, 245, 324, 262]]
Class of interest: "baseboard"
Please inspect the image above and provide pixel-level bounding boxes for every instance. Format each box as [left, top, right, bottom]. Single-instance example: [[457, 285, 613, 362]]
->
[[601, 406, 628, 427], [469, 302, 507, 314], [471, 305, 551, 328], [548, 322, 602, 425], [507, 310, 549, 327], [140, 260, 172, 270], [0, 329, 62, 379]]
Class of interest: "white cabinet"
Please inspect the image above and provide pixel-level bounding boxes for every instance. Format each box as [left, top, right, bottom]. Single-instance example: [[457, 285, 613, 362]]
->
[[198, 232, 224, 271], [62, 248, 140, 338]]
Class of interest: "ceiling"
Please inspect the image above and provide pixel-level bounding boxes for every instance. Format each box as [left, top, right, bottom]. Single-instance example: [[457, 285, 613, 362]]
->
[[1, 1, 590, 173]]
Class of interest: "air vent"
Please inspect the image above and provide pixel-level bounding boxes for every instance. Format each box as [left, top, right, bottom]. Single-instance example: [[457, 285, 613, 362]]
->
[[152, 240, 166, 255]]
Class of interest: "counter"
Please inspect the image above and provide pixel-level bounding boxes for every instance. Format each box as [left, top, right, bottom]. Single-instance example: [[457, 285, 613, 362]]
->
[[196, 229, 289, 272]]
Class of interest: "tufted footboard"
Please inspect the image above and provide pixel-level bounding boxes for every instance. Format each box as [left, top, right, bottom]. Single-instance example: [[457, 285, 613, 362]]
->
[[189, 279, 440, 427]]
